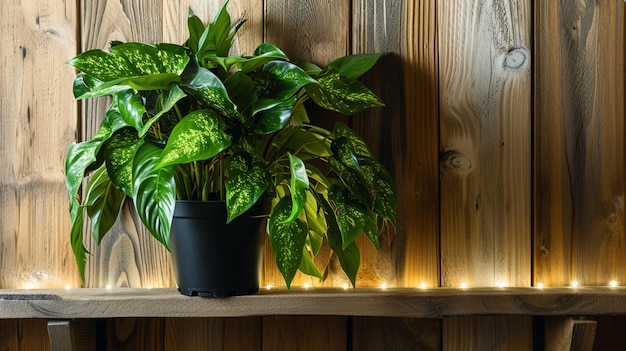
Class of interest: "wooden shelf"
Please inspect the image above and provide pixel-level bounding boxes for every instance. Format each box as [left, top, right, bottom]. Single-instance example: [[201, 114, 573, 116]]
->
[[1, 287, 625, 319]]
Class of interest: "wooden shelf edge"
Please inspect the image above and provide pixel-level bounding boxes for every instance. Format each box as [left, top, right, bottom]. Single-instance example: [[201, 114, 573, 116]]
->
[[1, 287, 625, 319]]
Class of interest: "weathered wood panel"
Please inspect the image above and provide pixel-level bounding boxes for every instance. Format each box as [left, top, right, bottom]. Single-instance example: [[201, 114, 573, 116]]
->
[[533, 0, 625, 288], [352, 317, 441, 351], [105, 318, 164, 351], [262, 315, 346, 351], [262, 0, 352, 289], [0, 0, 80, 290], [164, 317, 261, 350], [438, 0, 533, 349]]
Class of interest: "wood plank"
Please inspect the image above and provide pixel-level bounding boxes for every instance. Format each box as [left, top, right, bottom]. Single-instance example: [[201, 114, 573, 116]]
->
[[533, 0, 625, 287], [352, 317, 441, 351], [438, 0, 531, 289], [80, 0, 174, 290], [262, 315, 346, 351], [351, 0, 441, 290], [592, 316, 626, 350], [437, 0, 532, 349], [443, 316, 533, 351], [0, 0, 80, 290], [164, 317, 261, 350], [2, 287, 626, 319], [0, 320, 18, 350], [262, 0, 351, 289], [105, 318, 164, 351], [47, 320, 73, 351]]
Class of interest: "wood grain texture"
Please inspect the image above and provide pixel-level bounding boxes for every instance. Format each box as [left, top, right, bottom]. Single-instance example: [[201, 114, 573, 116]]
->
[[164, 317, 261, 350], [0, 319, 51, 351], [544, 317, 597, 351], [438, 0, 533, 349], [0, 0, 80, 290], [262, 315, 347, 351], [443, 316, 533, 351], [105, 318, 164, 351], [352, 317, 441, 351], [534, 0, 626, 287], [262, 0, 352, 289], [4, 287, 626, 319], [438, 0, 531, 289]]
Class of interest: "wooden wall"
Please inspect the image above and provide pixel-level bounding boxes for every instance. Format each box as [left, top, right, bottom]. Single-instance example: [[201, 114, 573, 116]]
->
[[0, 0, 624, 350]]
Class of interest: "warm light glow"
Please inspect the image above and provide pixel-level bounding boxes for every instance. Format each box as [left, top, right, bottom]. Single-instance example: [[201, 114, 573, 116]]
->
[[23, 282, 34, 290], [610, 280, 618, 287], [571, 281, 579, 288], [460, 282, 468, 289], [303, 283, 311, 289], [420, 283, 428, 290], [146, 285, 153, 289], [64, 285, 72, 290], [380, 283, 388, 290], [342, 283, 349, 290], [496, 281, 508, 288], [106, 284, 112, 290], [265, 285, 272, 290], [536, 282, 544, 289]]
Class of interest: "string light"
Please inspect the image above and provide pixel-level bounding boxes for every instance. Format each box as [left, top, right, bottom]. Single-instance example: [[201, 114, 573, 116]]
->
[[342, 283, 349, 290], [460, 282, 468, 289], [571, 281, 579, 288], [610, 280, 618, 287], [265, 285, 273, 290], [420, 283, 428, 290], [380, 283, 388, 290], [303, 283, 311, 289], [496, 281, 508, 288], [64, 285, 72, 290], [105, 284, 112, 290], [536, 282, 544, 289]]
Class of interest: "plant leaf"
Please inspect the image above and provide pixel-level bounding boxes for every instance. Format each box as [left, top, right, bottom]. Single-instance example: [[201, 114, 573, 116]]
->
[[262, 61, 317, 100], [280, 153, 309, 223], [268, 196, 308, 289], [360, 159, 397, 226], [156, 109, 232, 169], [84, 166, 125, 244], [320, 197, 360, 287], [68, 43, 188, 81], [306, 72, 384, 115], [333, 122, 372, 157], [253, 96, 296, 134], [104, 128, 144, 196], [65, 140, 102, 203], [116, 90, 146, 132], [225, 140, 270, 222], [140, 84, 187, 137], [326, 53, 382, 82], [328, 184, 367, 250], [298, 246, 323, 279], [181, 65, 245, 124], [304, 190, 326, 239], [69, 197, 87, 284], [132, 142, 176, 249]]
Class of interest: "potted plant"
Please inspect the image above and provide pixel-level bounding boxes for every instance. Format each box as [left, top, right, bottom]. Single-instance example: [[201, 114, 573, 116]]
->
[[65, 2, 397, 296]]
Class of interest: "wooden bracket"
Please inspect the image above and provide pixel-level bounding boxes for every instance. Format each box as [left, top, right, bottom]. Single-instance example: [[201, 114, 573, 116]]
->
[[545, 317, 597, 351]]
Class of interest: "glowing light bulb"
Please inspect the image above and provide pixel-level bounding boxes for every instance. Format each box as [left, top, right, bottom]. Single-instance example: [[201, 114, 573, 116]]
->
[[64, 285, 72, 290], [146, 285, 153, 289], [496, 281, 507, 288], [23, 282, 34, 290], [303, 283, 311, 289], [380, 283, 388, 290], [265, 285, 272, 290], [460, 282, 468, 289], [105, 284, 112, 290], [536, 282, 544, 289], [571, 281, 579, 288], [342, 283, 349, 290], [420, 283, 428, 290], [610, 280, 618, 287]]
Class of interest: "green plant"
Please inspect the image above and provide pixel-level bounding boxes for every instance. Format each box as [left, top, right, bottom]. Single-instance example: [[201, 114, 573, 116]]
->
[[66, 2, 396, 288]]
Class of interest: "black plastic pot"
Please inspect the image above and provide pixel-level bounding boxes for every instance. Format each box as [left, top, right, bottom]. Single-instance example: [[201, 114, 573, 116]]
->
[[169, 199, 270, 297]]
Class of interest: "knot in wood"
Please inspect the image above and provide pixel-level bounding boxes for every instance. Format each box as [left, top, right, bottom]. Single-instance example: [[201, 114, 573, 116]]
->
[[504, 49, 528, 70], [440, 150, 472, 173]]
